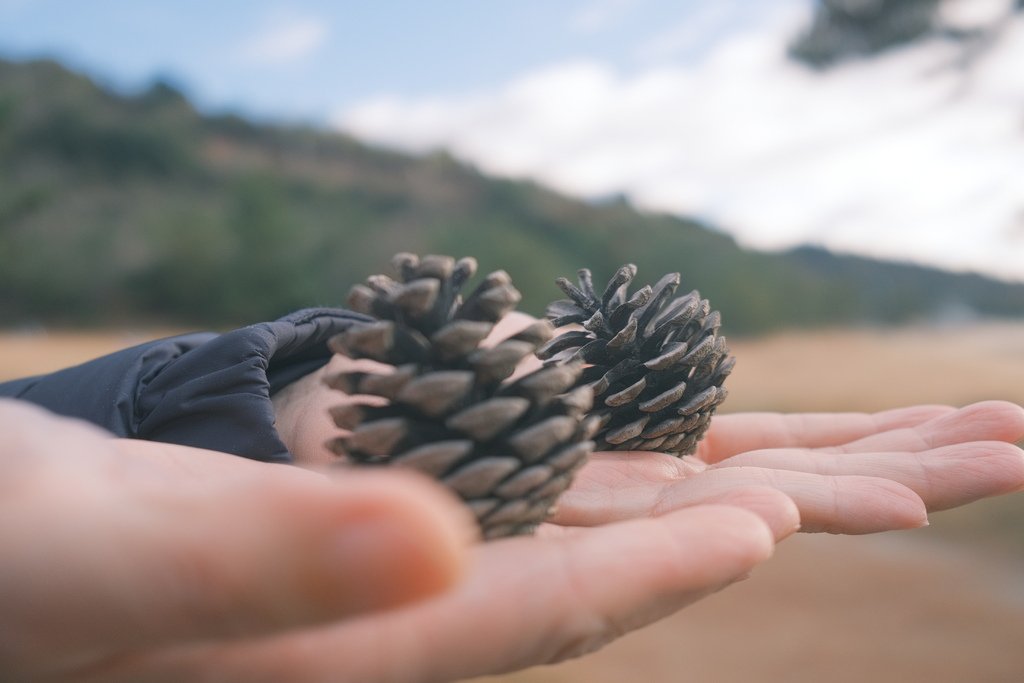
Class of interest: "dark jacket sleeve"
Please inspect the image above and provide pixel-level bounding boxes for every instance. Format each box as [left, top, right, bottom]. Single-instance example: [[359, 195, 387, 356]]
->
[[0, 308, 371, 463]]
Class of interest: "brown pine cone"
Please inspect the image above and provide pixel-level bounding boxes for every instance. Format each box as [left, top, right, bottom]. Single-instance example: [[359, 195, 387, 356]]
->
[[326, 253, 598, 539], [537, 264, 734, 455]]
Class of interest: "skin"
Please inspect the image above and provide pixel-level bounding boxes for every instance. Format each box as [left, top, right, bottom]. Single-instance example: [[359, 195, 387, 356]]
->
[[0, 400, 470, 681], [2, 312, 1022, 681], [0, 399, 789, 682]]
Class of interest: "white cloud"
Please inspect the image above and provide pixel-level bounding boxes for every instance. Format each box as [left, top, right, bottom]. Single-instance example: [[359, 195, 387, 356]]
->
[[236, 14, 327, 66], [940, 0, 1016, 30], [335, 2, 1024, 282]]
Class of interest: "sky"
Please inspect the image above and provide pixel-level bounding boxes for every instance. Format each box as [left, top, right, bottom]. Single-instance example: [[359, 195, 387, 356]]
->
[[2, 0, 1022, 282]]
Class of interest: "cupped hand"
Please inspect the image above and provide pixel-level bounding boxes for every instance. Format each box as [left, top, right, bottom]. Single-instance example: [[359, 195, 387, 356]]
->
[[555, 401, 1024, 532], [1, 399, 795, 683]]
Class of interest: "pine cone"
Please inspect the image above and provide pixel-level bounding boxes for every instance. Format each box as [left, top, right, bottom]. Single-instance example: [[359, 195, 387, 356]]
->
[[537, 264, 734, 456], [326, 253, 597, 539]]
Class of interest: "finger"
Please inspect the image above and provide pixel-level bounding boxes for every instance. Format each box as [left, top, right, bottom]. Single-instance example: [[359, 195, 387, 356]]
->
[[684, 468, 928, 533], [272, 358, 390, 467], [699, 404, 955, 463], [819, 401, 1024, 454], [715, 441, 1024, 511], [147, 469, 472, 633], [549, 471, 799, 541], [555, 463, 926, 534], [659, 486, 801, 541], [115, 506, 775, 683], [3, 463, 472, 667], [322, 353, 392, 375]]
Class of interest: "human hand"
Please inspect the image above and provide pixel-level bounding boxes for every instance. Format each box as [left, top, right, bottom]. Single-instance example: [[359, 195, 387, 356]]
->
[[0, 399, 469, 681], [274, 312, 1024, 535], [556, 400, 1024, 532], [0, 398, 795, 682]]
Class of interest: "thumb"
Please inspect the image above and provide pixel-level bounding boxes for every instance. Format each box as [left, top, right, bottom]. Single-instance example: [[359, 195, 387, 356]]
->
[[3, 441, 472, 671]]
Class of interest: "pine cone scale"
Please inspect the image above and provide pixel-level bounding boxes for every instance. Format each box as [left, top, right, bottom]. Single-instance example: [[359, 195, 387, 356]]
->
[[394, 371, 474, 417], [445, 397, 531, 441], [443, 457, 522, 498], [507, 416, 579, 461], [638, 380, 689, 413], [392, 440, 473, 476], [605, 376, 647, 406]]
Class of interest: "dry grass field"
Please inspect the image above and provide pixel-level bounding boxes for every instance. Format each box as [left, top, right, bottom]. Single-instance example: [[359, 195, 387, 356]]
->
[[2, 322, 1023, 682]]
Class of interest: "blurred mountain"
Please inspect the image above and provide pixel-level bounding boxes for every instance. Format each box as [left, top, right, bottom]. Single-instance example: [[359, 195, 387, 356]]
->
[[2, 57, 1023, 333]]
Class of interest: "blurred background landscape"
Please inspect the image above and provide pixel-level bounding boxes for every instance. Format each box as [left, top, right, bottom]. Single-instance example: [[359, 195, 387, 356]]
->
[[2, 0, 1023, 680]]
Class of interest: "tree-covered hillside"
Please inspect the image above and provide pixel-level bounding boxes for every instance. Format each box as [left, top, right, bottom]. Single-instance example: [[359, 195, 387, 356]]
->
[[2, 58, 1023, 333]]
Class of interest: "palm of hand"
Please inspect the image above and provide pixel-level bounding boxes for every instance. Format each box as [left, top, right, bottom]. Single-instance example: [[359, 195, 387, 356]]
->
[[554, 403, 1024, 533]]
